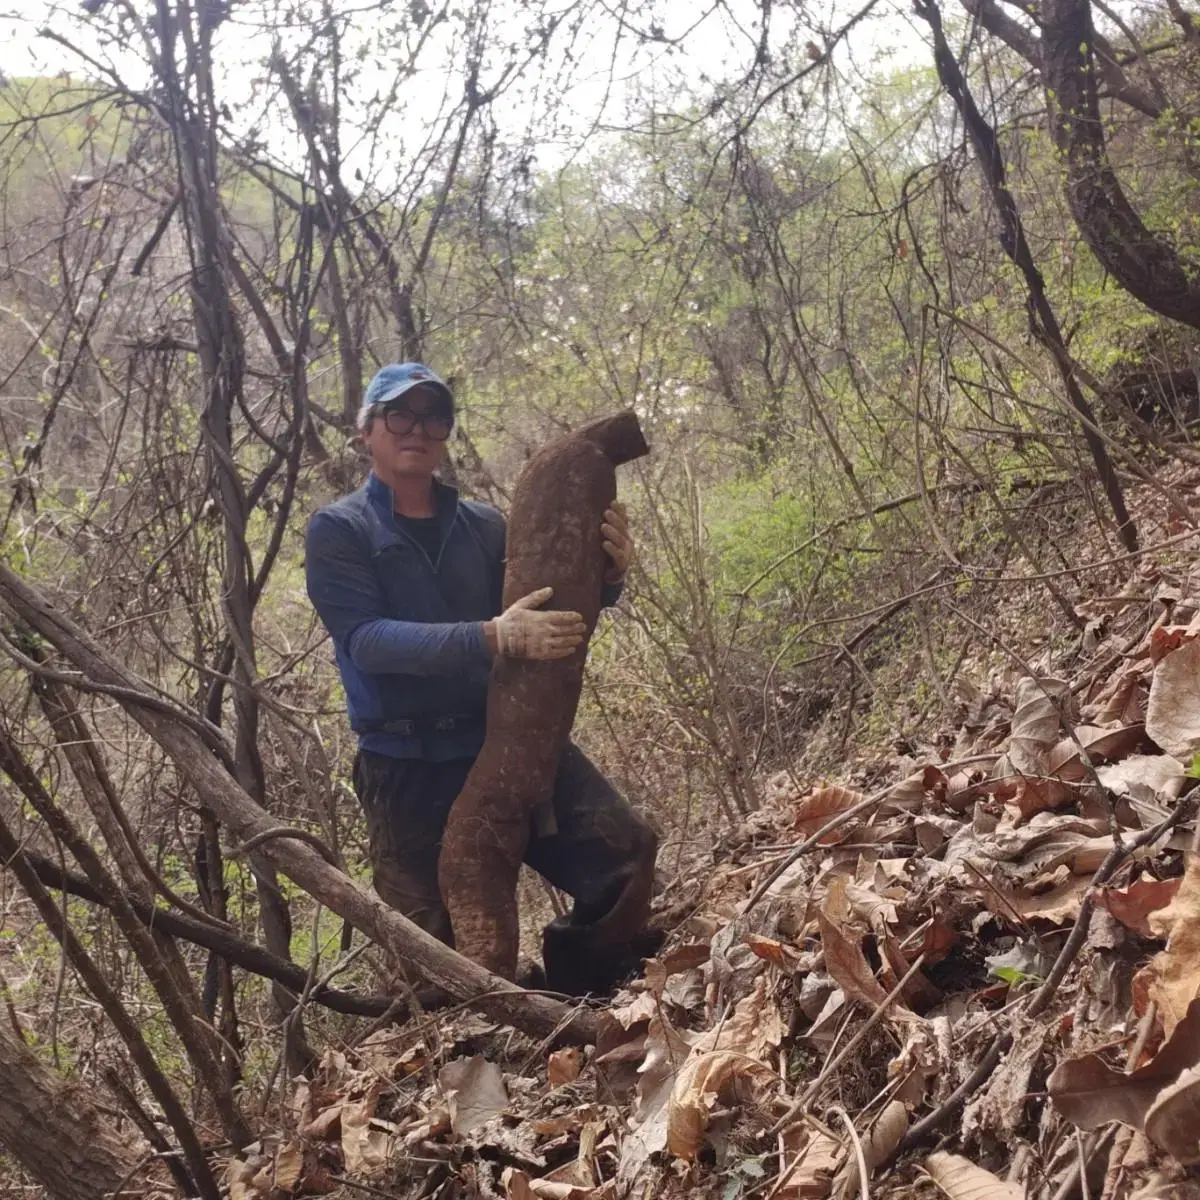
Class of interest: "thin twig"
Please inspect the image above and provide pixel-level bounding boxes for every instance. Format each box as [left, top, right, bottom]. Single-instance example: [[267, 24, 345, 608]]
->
[[896, 1031, 1013, 1154], [745, 782, 899, 911], [831, 1106, 871, 1200], [230, 824, 339, 866], [773, 954, 927, 1134]]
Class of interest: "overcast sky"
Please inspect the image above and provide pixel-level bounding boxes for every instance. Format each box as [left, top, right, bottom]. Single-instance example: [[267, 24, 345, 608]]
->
[[0, 0, 932, 177]]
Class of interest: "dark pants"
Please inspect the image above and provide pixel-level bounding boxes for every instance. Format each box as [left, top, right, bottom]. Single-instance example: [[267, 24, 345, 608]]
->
[[353, 744, 658, 994]]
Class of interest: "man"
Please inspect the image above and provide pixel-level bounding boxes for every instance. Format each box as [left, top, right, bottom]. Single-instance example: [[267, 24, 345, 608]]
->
[[305, 362, 658, 994]]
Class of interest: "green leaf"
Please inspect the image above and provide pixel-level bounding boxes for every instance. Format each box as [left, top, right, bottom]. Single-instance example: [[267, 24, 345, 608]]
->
[[993, 966, 1029, 985]]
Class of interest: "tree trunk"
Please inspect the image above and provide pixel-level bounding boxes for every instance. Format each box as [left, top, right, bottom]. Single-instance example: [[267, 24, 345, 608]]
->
[[915, 0, 1138, 551], [438, 411, 649, 980], [1041, 0, 1200, 329], [0, 1019, 145, 1200], [156, 0, 314, 1077]]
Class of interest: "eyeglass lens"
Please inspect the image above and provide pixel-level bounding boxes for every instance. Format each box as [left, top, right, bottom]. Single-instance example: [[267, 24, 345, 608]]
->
[[382, 408, 452, 440]]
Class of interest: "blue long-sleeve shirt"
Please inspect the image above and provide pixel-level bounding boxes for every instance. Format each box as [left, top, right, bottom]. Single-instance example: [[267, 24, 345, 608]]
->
[[305, 472, 621, 761]]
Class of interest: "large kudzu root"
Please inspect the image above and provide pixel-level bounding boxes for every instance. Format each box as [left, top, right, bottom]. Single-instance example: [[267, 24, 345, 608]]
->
[[437, 411, 649, 979]]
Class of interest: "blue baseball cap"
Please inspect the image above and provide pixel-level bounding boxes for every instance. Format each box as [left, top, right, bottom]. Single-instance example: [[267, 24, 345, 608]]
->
[[358, 363, 454, 430]]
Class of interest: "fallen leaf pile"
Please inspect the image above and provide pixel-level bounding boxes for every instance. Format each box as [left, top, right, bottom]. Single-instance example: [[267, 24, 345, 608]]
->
[[221, 531, 1200, 1200]]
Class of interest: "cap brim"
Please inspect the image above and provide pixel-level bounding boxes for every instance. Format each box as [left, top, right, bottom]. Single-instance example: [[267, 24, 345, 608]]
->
[[375, 378, 454, 410]]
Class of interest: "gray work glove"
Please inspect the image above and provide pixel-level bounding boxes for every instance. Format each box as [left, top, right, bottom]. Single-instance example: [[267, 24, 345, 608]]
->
[[493, 587, 587, 660]]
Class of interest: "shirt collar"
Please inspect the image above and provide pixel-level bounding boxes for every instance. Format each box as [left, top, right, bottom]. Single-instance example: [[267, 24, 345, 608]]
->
[[366, 472, 460, 520]]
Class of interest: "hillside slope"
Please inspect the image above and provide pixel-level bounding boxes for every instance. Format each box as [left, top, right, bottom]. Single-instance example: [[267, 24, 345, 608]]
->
[[216, 464, 1200, 1200]]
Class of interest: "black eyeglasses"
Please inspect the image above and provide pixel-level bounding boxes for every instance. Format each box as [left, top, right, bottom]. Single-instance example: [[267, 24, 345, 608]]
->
[[378, 407, 453, 441]]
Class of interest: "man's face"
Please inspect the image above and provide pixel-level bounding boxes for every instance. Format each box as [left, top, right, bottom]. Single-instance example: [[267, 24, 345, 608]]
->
[[361, 385, 451, 480]]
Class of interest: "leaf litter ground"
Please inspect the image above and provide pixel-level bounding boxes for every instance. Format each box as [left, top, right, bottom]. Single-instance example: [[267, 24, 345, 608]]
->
[[226, 467, 1200, 1200]]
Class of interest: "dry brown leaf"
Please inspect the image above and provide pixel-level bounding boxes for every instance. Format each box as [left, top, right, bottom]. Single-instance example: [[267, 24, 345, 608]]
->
[[1047, 725, 1147, 782], [1147, 637, 1200, 760], [924, 1151, 1023, 1200], [666, 1050, 777, 1158], [439, 1056, 509, 1135], [595, 1027, 649, 1066], [778, 1127, 845, 1199], [626, 979, 785, 1164], [226, 1159, 266, 1200], [594, 1007, 650, 1104], [1149, 858, 1200, 1036], [919, 914, 958, 965], [710, 974, 787, 1061], [301, 1103, 342, 1140], [607, 991, 657, 1030], [887, 765, 948, 810], [1096, 755, 1186, 804], [1149, 626, 1195, 666], [505, 1168, 537, 1200], [818, 910, 889, 1009], [1084, 666, 1148, 725], [551, 1119, 602, 1189], [880, 936, 942, 1010], [616, 1014, 698, 1191], [507, 1169, 609, 1200], [1144, 1064, 1200, 1164], [1002, 677, 1065, 777], [1097, 876, 1182, 938], [839, 1101, 908, 1197], [395, 1044, 427, 1076], [978, 876, 1091, 927], [981, 680, 1074, 816], [1008, 775, 1072, 819], [661, 967, 705, 1012], [340, 1078, 389, 1178], [1017, 876, 1093, 924], [403, 1106, 451, 1145], [794, 786, 864, 842], [822, 872, 854, 924], [548, 1047, 583, 1089], [643, 942, 710, 997], [530, 1183, 609, 1200], [662, 941, 711, 972], [1113, 1130, 1154, 1194], [944, 771, 985, 809], [274, 1141, 304, 1195], [355, 1027, 426, 1078], [844, 881, 900, 936], [637, 1015, 700, 1116], [1048, 996, 1200, 1136], [747, 933, 798, 968]]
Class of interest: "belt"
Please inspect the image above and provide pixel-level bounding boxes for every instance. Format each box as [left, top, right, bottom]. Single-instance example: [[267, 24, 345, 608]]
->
[[361, 713, 482, 737]]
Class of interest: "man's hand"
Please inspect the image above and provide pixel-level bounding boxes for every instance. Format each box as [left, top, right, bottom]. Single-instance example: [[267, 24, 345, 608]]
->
[[601, 502, 634, 585], [487, 587, 587, 660]]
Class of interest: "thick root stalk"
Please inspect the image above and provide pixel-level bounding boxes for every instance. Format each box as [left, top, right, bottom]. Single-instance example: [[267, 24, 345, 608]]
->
[[438, 411, 649, 978]]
